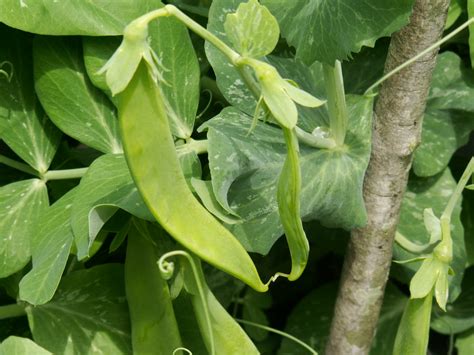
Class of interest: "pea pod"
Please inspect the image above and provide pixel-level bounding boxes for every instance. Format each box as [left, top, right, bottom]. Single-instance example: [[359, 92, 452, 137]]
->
[[277, 127, 309, 280], [393, 289, 433, 355], [159, 250, 259, 355], [118, 63, 268, 292], [125, 221, 182, 354]]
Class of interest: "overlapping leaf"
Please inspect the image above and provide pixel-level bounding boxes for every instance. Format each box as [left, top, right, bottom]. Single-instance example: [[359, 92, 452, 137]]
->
[[0, 179, 48, 278], [262, 0, 415, 65], [0, 26, 60, 172], [0, 0, 161, 36], [71, 154, 152, 260], [413, 52, 474, 177], [26, 264, 132, 355], [200, 94, 372, 254], [34, 36, 122, 154], [19, 189, 77, 305], [393, 168, 466, 301]]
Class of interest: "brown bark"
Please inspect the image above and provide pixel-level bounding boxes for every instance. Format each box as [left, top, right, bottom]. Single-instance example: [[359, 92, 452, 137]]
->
[[325, 1, 450, 354]]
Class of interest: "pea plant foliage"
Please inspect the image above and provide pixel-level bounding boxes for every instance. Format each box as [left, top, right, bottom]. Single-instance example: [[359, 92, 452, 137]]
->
[[0, 0, 473, 354]]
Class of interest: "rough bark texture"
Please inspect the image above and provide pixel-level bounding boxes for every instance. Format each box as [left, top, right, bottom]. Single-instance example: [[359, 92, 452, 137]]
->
[[325, 1, 450, 354]]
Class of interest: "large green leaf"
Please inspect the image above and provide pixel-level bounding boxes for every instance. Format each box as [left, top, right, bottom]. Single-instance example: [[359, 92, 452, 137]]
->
[[0, 179, 48, 278], [431, 267, 474, 334], [19, 189, 77, 306], [34, 36, 122, 154], [278, 283, 407, 354], [0, 0, 161, 36], [456, 328, 474, 355], [393, 168, 466, 301], [83, 15, 200, 139], [261, 0, 414, 65], [200, 94, 371, 254], [0, 26, 60, 172], [0, 336, 52, 355], [413, 52, 474, 177], [71, 154, 152, 260], [26, 264, 132, 355]]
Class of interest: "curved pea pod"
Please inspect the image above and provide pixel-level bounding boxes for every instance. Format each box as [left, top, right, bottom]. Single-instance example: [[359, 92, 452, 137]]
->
[[393, 289, 433, 355], [277, 127, 309, 280], [181, 253, 259, 355], [125, 223, 182, 354], [118, 63, 268, 292]]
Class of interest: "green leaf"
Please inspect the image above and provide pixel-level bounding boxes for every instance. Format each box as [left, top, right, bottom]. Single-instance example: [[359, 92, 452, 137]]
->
[[224, 0, 279, 58], [19, 188, 77, 305], [26, 264, 132, 355], [413, 52, 474, 177], [206, 0, 258, 114], [0, 336, 52, 355], [83, 36, 121, 99], [0, 179, 48, 278], [34, 36, 122, 154], [200, 95, 371, 254], [409, 256, 441, 299], [0, 0, 161, 36], [261, 0, 415, 65], [0, 26, 60, 172], [431, 267, 474, 334], [148, 16, 200, 138], [393, 168, 466, 301], [456, 328, 474, 355], [462, 191, 474, 266], [71, 154, 152, 260]]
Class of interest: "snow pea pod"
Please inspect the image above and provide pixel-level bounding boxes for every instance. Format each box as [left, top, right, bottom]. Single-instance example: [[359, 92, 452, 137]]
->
[[393, 289, 433, 355], [277, 127, 309, 280], [118, 63, 268, 292], [125, 222, 182, 354]]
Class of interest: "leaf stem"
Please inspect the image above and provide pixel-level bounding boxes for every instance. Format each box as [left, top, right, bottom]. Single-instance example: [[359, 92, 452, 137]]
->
[[0, 154, 39, 176], [43, 167, 89, 182], [366, 17, 474, 95], [176, 139, 209, 156], [235, 318, 318, 354], [442, 157, 473, 219], [323, 61, 348, 146], [0, 303, 26, 320]]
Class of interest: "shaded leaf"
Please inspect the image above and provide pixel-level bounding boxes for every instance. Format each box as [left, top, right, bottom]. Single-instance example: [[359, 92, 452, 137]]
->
[[414, 52, 474, 177], [34, 36, 122, 154], [0, 179, 48, 278], [19, 188, 77, 305], [0, 0, 161, 36], [456, 328, 474, 355], [262, 0, 415, 65], [26, 264, 132, 355]]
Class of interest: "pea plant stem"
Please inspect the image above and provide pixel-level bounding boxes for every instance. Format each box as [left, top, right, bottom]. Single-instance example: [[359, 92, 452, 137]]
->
[[442, 157, 473, 219], [0, 303, 26, 320], [43, 167, 89, 181], [323, 60, 348, 146], [0, 154, 39, 177]]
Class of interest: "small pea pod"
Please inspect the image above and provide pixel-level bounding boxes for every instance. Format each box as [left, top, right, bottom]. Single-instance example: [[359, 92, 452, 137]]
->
[[159, 250, 259, 355], [118, 63, 268, 292], [277, 127, 309, 280], [393, 289, 433, 355], [124, 221, 182, 354]]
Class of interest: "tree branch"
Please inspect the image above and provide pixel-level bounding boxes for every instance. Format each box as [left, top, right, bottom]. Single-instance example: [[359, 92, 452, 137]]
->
[[325, 1, 450, 354]]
